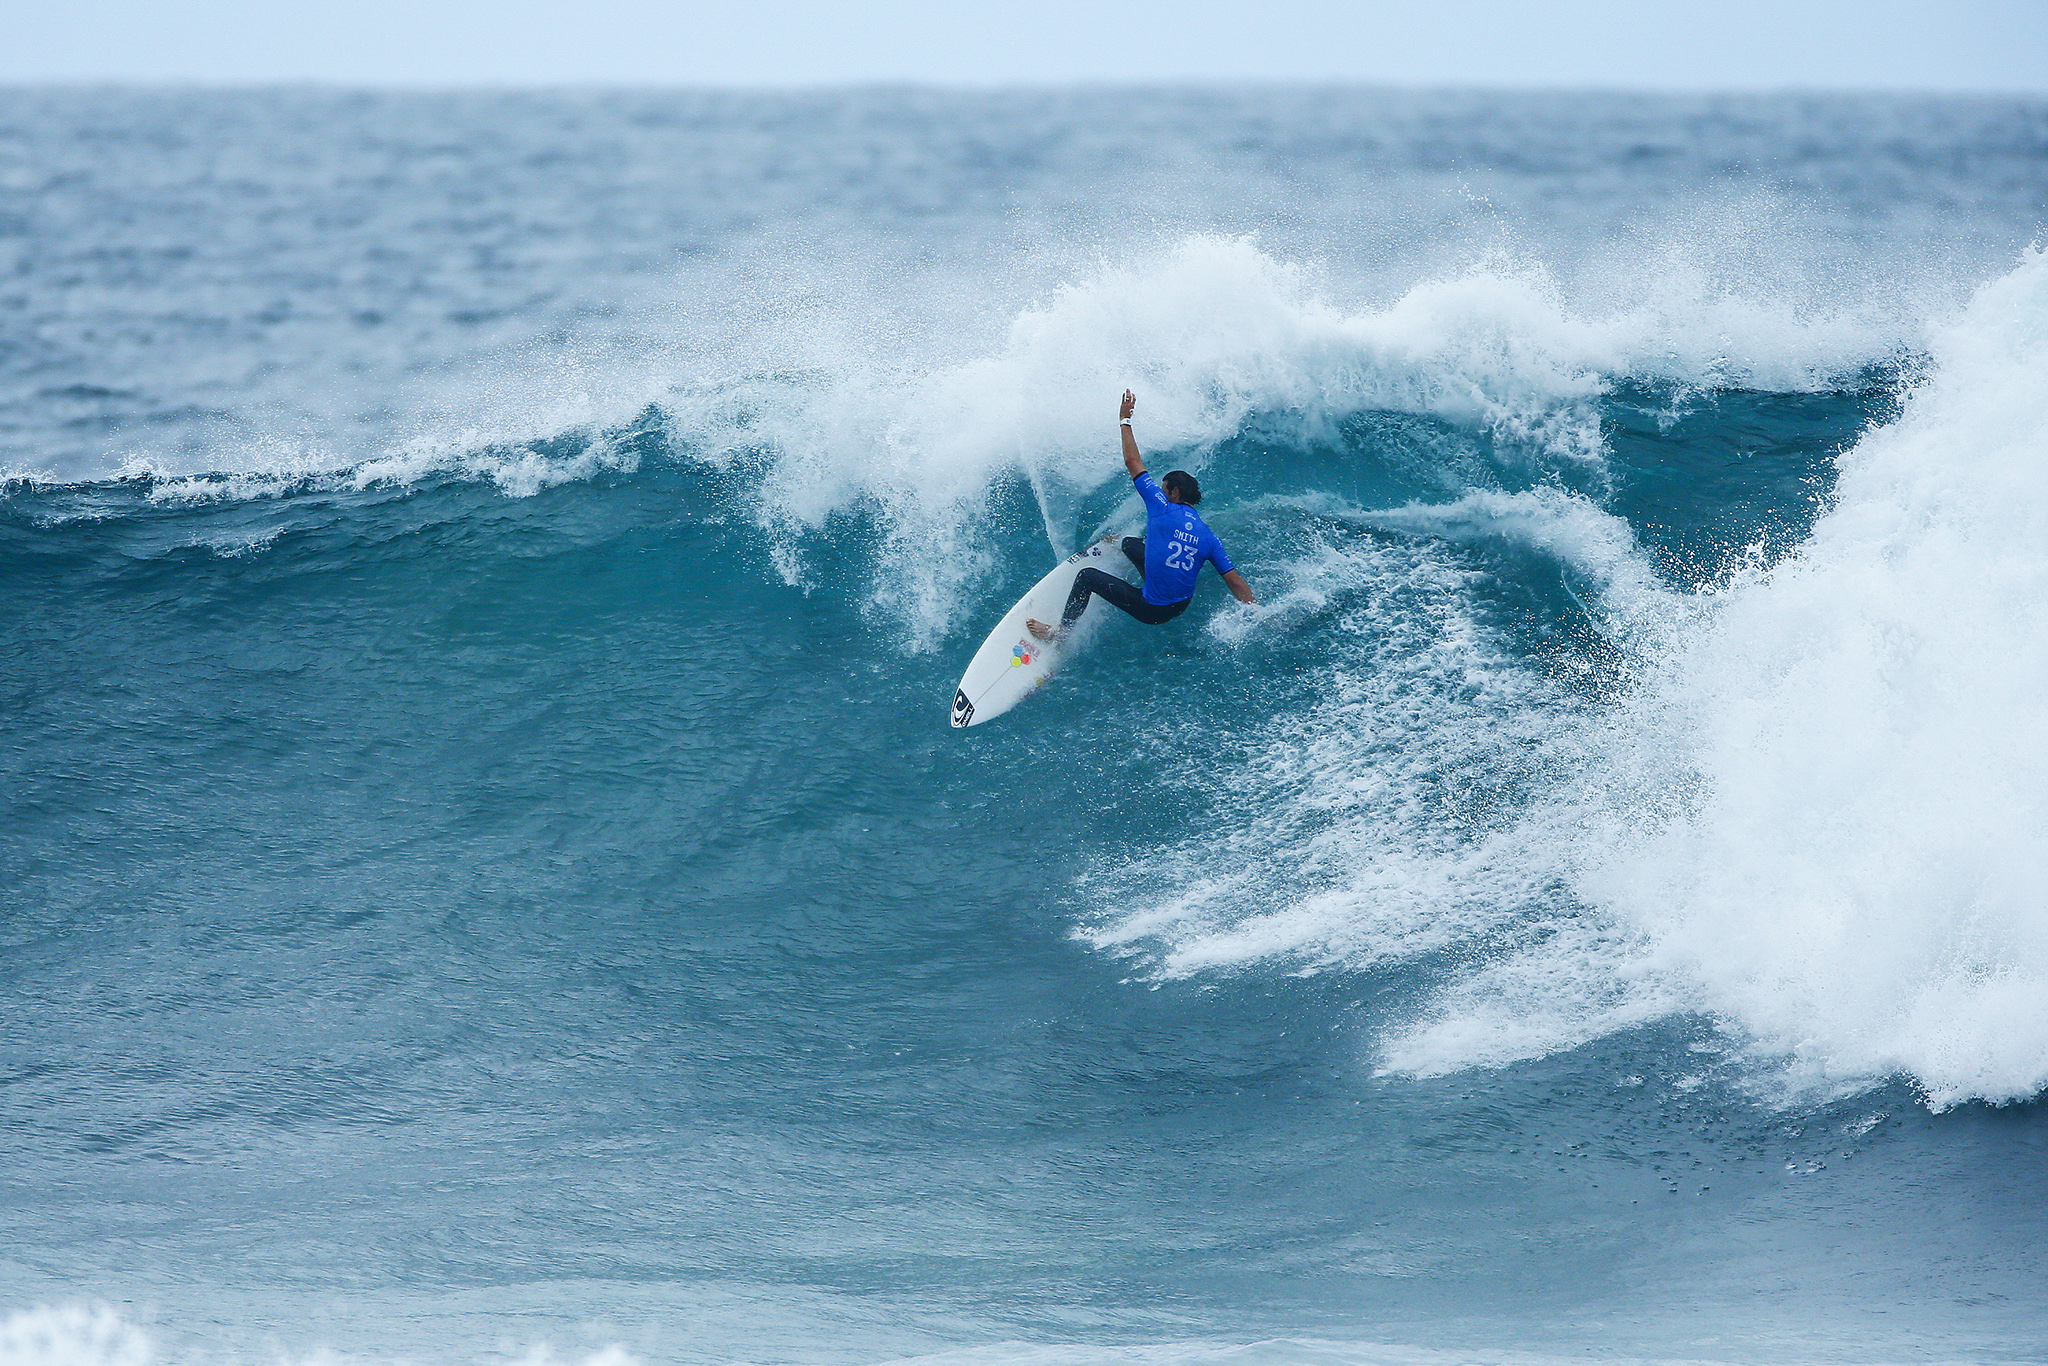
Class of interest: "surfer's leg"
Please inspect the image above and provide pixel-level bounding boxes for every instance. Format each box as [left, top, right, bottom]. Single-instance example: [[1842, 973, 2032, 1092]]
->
[[1027, 570, 1113, 639], [1058, 568, 1117, 630], [1058, 567, 1175, 631], [1120, 536, 1146, 573]]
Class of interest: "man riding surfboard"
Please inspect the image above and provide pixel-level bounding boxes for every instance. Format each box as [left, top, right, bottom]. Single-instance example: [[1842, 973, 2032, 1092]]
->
[[1027, 389, 1255, 641]]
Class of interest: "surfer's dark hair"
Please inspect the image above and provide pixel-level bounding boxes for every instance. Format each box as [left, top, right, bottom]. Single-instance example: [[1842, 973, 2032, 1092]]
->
[[1162, 470, 1202, 505]]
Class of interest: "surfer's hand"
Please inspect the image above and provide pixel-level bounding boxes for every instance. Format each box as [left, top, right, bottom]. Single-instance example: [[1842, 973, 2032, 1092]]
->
[[1119, 390, 1135, 420]]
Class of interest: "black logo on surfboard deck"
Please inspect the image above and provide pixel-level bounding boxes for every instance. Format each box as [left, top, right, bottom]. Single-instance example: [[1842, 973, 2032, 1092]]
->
[[951, 688, 975, 727]]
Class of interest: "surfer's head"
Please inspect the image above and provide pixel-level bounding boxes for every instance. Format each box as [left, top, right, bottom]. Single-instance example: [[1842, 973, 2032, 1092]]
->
[[1162, 470, 1202, 505]]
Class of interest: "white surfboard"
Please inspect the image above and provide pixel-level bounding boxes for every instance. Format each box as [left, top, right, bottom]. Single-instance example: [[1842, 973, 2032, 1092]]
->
[[950, 537, 1130, 728]]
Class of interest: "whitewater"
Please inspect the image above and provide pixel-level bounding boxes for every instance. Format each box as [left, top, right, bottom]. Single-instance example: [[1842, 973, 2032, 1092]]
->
[[3, 87, 2047, 1366]]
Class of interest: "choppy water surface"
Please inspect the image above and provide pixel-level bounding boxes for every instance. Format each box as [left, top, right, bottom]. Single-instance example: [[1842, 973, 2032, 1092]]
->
[[3, 88, 2047, 1366]]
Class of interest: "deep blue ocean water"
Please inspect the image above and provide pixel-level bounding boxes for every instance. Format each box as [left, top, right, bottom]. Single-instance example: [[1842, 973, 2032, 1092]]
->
[[4, 88, 2048, 1366]]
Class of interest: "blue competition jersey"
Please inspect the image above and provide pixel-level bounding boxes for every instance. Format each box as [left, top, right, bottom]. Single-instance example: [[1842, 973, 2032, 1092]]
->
[[1133, 472, 1235, 606]]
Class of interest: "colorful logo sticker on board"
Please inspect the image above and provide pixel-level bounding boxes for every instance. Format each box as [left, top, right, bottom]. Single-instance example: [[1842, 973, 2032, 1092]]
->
[[1011, 642, 1034, 668]]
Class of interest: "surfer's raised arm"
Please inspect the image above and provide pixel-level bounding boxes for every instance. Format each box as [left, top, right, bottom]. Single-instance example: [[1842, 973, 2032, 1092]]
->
[[1121, 391, 1254, 606], [1119, 389, 1145, 478]]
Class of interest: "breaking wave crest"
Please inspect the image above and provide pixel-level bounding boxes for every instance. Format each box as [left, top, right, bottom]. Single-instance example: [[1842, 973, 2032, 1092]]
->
[[1084, 247, 2048, 1110]]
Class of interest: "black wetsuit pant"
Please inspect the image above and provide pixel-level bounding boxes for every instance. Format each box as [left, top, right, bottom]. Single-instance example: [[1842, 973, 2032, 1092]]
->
[[1060, 537, 1191, 630]]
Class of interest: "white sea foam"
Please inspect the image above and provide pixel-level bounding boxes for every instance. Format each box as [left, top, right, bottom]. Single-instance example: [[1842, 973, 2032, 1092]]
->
[[1080, 485, 1658, 981], [0, 1306, 1933, 1366], [0, 1309, 149, 1366], [0, 1307, 637, 1366], [1088, 248, 2048, 1109], [125, 424, 642, 507], [1567, 244, 2048, 1107], [870, 1340, 1765, 1366]]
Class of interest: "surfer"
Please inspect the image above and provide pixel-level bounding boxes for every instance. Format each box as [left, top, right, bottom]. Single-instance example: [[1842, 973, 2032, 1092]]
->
[[1027, 390, 1254, 642]]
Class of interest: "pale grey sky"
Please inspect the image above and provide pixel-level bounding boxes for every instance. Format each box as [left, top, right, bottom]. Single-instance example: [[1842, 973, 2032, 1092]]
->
[[5, 0, 2046, 91]]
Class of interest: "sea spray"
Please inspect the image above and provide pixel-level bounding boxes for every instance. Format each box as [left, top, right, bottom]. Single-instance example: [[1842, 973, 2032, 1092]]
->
[[1578, 247, 2048, 1106], [1092, 249, 2048, 1110]]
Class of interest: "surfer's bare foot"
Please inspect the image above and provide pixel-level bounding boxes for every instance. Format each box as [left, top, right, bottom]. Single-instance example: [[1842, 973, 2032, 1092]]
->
[[1025, 618, 1060, 643]]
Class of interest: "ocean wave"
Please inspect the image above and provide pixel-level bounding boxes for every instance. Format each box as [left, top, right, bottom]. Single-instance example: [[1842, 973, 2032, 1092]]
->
[[1570, 244, 2048, 1107], [1086, 247, 2048, 1109], [16, 245, 2039, 1113], [9, 238, 1919, 633]]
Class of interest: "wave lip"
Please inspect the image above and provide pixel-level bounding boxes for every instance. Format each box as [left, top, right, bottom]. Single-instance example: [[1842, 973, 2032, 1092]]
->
[[687, 235, 1914, 647]]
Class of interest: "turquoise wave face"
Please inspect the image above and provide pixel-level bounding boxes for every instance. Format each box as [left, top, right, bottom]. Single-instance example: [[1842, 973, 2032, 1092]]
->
[[10, 368, 2047, 1362]]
